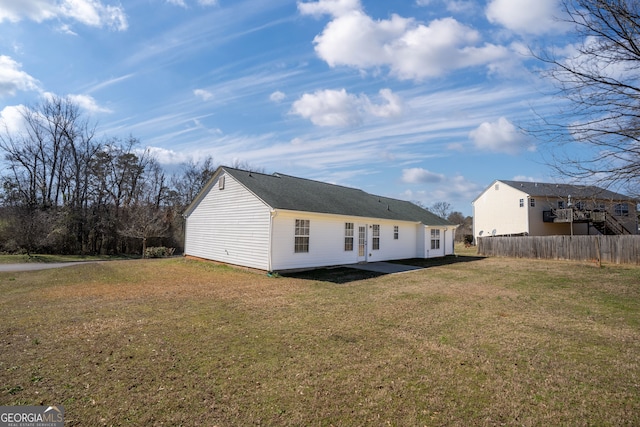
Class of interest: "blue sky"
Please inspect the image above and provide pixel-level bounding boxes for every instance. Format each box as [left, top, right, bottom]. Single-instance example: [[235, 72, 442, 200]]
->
[[0, 0, 576, 216]]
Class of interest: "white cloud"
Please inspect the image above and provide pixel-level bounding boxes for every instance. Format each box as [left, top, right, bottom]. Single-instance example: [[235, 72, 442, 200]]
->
[[402, 167, 445, 184], [0, 105, 27, 134], [443, 1, 477, 14], [193, 89, 213, 101], [400, 173, 480, 214], [447, 142, 465, 151], [0, 0, 57, 23], [0, 0, 127, 31], [58, 23, 78, 35], [0, 55, 40, 97], [300, 2, 510, 80], [145, 146, 191, 164], [297, 0, 361, 18], [68, 93, 112, 113], [512, 175, 537, 182], [469, 116, 533, 154], [166, 0, 217, 7], [291, 88, 362, 127], [270, 91, 286, 103], [417, 0, 478, 14], [366, 88, 402, 118], [291, 88, 403, 127], [486, 0, 567, 35]]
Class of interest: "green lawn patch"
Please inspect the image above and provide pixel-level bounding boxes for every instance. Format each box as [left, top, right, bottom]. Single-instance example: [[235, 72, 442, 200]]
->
[[0, 255, 638, 426]]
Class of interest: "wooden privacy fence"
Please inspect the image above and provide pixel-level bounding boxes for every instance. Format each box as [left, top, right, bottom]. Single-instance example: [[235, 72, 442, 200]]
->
[[477, 235, 640, 265]]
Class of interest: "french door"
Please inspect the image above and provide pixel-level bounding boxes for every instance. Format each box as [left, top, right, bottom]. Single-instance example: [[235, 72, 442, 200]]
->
[[357, 225, 367, 262]]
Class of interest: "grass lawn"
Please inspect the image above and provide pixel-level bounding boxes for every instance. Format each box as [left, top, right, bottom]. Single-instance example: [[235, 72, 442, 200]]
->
[[1, 249, 639, 426]]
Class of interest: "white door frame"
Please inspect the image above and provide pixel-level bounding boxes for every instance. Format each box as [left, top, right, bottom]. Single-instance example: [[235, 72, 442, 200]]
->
[[357, 224, 368, 262]]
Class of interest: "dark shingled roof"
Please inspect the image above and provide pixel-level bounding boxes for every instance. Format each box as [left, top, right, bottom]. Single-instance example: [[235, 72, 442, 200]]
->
[[500, 180, 635, 201], [223, 167, 452, 226]]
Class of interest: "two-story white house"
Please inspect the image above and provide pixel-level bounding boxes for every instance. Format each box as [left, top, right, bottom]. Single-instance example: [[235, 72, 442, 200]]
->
[[472, 180, 638, 241]]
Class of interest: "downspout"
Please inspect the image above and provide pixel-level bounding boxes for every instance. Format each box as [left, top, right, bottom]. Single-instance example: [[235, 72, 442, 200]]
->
[[268, 210, 277, 272], [443, 228, 447, 256], [425, 225, 429, 258]]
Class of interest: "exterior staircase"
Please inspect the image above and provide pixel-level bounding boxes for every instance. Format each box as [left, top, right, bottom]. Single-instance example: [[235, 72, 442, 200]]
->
[[591, 212, 633, 235]]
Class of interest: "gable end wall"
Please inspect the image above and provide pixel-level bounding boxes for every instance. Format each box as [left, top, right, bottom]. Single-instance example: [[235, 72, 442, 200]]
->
[[184, 172, 271, 270], [473, 181, 529, 238]]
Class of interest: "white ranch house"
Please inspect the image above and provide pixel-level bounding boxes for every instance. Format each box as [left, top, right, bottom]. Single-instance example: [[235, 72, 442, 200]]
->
[[472, 180, 639, 241], [184, 167, 455, 272]]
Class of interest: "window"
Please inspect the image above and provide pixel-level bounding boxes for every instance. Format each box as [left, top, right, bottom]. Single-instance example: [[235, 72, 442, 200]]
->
[[519, 198, 524, 208], [294, 219, 309, 253], [344, 222, 354, 251], [558, 200, 564, 209], [394, 225, 399, 240], [615, 203, 629, 216], [575, 201, 585, 211], [372, 224, 380, 250], [530, 198, 536, 207], [430, 229, 440, 250]]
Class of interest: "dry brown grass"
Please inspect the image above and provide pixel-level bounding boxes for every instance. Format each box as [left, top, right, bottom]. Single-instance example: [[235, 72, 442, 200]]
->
[[1, 253, 639, 426]]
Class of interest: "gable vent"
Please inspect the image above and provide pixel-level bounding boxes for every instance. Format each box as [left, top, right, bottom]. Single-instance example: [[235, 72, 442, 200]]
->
[[219, 175, 225, 190]]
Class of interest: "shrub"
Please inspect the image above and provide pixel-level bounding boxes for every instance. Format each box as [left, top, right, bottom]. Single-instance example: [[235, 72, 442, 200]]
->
[[144, 247, 176, 258]]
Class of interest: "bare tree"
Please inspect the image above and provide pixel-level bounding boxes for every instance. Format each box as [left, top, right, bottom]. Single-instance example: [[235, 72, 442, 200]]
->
[[534, 0, 640, 195], [428, 201, 452, 219], [170, 156, 217, 208], [0, 96, 101, 254], [119, 203, 171, 257]]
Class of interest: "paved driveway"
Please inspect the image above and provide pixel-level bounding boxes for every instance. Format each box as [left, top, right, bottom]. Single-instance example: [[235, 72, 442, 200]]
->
[[344, 261, 423, 274], [0, 262, 101, 272]]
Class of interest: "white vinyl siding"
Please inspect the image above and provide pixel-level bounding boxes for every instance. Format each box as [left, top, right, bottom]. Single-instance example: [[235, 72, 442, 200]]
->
[[270, 212, 423, 270], [472, 180, 530, 239], [184, 172, 271, 270]]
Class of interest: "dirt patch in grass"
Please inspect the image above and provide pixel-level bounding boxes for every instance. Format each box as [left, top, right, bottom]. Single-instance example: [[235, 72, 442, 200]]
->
[[282, 266, 386, 283], [1, 256, 639, 426]]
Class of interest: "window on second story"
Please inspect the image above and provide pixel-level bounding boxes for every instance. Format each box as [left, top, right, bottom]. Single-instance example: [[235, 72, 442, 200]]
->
[[530, 198, 536, 207], [393, 225, 399, 240], [615, 203, 629, 216], [558, 201, 564, 209], [519, 199, 524, 208]]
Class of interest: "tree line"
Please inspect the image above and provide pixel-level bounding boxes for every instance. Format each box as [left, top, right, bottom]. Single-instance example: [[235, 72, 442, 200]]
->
[[0, 96, 217, 256]]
